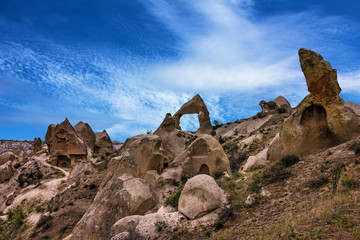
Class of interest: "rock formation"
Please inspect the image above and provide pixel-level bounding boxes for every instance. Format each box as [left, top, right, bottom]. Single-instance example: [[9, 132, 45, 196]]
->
[[0, 161, 14, 183], [70, 173, 155, 240], [259, 96, 291, 113], [74, 121, 96, 151], [178, 174, 227, 219], [268, 48, 360, 160], [94, 130, 113, 154], [45, 118, 87, 168], [32, 137, 42, 155], [171, 135, 231, 177], [154, 113, 176, 136], [173, 94, 212, 133]]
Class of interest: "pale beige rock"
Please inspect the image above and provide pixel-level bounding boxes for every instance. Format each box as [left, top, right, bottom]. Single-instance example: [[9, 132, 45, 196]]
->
[[171, 135, 231, 177], [0, 152, 17, 166], [111, 215, 143, 235], [69, 162, 94, 179], [178, 174, 226, 219], [173, 94, 212, 133], [0, 161, 14, 183], [345, 101, 360, 116], [242, 148, 267, 172], [154, 113, 176, 136], [94, 130, 114, 154], [273, 96, 291, 109], [70, 174, 155, 240], [33, 137, 42, 155], [45, 118, 87, 168], [268, 49, 360, 159], [74, 121, 96, 151], [110, 232, 131, 240]]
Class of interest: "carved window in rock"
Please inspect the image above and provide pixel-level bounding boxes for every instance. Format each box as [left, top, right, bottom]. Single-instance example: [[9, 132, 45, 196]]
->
[[199, 164, 210, 175]]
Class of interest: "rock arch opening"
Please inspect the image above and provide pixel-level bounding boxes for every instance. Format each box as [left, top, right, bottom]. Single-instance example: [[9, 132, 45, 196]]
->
[[179, 114, 200, 132]]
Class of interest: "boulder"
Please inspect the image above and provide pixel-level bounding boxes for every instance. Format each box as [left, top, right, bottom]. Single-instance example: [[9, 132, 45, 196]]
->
[[259, 100, 277, 112], [173, 94, 212, 133], [94, 130, 114, 154], [45, 118, 87, 167], [259, 96, 291, 113], [242, 148, 267, 172], [74, 121, 96, 151], [0, 161, 14, 183], [345, 101, 360, 116], [111, 215, 143, 235], [0, 152, 17, 165], [268, 49, 360, 159], [33, 138, 42, 155], [154, 113, 176, 136], [70, 173, 155, 240], [69, 162, 94, 179], [171, 135, 231, 177], [178, 174, 226, 219], [273, 96, 291, 110]]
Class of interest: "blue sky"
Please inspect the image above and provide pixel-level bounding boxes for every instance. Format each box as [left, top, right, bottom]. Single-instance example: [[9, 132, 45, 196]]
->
[[1, 0, 360, 141]]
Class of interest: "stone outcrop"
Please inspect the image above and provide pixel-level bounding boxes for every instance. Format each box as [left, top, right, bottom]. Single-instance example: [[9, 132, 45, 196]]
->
[[0, 161, 14, 183], [178, 174, 226, 219], [0, 152, 18, 166], [154, 113, 176, 136], [70, 173, 155, 240], [33, 138, 42, 155], [45, 118, 87, 168], [299, 48, 341, 105], [68, 162, 94, 179], [259, 96, 291, 113], [171, 135, 231, 177], [173, 94, 212, 133], [94, 130, 113, 154], [242, 148, 267, 172], [268, 49, 360, 159], [74, 121, 96, 151]]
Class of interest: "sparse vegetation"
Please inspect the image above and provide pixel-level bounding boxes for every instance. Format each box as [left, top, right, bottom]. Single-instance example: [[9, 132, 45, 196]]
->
[[213, 171, 225, 179], [307, 175, 329, 189], [164, 189, 182, 210], [342, 177, 358, 190], [155, 221, 167, 232], [350, 142, 360, 155]]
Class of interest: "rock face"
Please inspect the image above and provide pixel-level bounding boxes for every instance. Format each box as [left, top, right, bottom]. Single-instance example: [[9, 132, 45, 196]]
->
[[178, 174, 226, 219], [299, 48, 341, 105], [94, 130, 113, 154], [173, 94, 212, 133], [68, 162, 94, 179], [154, 113, 176, 136], [0, 161, 14, 183], [45, 118, 87, 168], [33, 138, 42, 155], [259, 96, 291, 113], [268, 49, 360, 159], [70, 173, 155, 240], [171, 135, 231, 177], [0, 152, 17, 165], [74, 121, 96, 151]]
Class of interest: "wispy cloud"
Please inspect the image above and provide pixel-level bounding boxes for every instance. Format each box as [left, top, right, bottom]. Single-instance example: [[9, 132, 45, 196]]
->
[[1, 0, 360, 140]]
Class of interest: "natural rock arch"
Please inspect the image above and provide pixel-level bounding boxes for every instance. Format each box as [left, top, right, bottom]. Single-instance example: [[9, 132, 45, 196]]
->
[[173, 94, 212, 133]]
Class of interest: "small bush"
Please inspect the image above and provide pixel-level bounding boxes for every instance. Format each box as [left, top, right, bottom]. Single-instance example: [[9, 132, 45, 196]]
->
[[164, 189, 182, 210], [277, 108, 287, 114], [350, 142, 360, 155], [280, 155, 300, 167], [213, 171, 224, 179], [13, 209, 25, 226], [307, 175, 329, 189], [331, 163, 344, 193], [256, 112, 266, 118], [36, 215, 53, 232], [214, 207, 234, 230], [155, 221, 167, 232], [342, 178, 358, 190]]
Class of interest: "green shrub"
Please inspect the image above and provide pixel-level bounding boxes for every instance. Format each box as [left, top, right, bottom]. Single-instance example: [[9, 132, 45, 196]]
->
[[307, 175, 329, 189], [342, 178, 358, 190], [13, 209, 25, 226], [155, 221, 167, 232], [164, 189, 182, 210], [350, 142, 360, 155], [213, 171, 225, 179], [36, 215, 53, 232], [331, 163, 344, 193], [280, 155, 300, 167]]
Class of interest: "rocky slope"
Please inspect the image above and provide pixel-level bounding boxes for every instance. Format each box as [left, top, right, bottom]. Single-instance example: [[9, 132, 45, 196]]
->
[[1, 48, 360, 240]]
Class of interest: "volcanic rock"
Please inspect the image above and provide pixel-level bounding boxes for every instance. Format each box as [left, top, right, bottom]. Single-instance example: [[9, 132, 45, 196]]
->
[[70, 173, 155, 240], [33, 137, 42, 155], [173, 94, 212, 133], [45, 118, 87, 168], [171, 135, 231, 177], [74, 121, 96, 151], [94, 130, 114, 154], [0, 161, 14, 183], [178, 174, 226, 219]]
